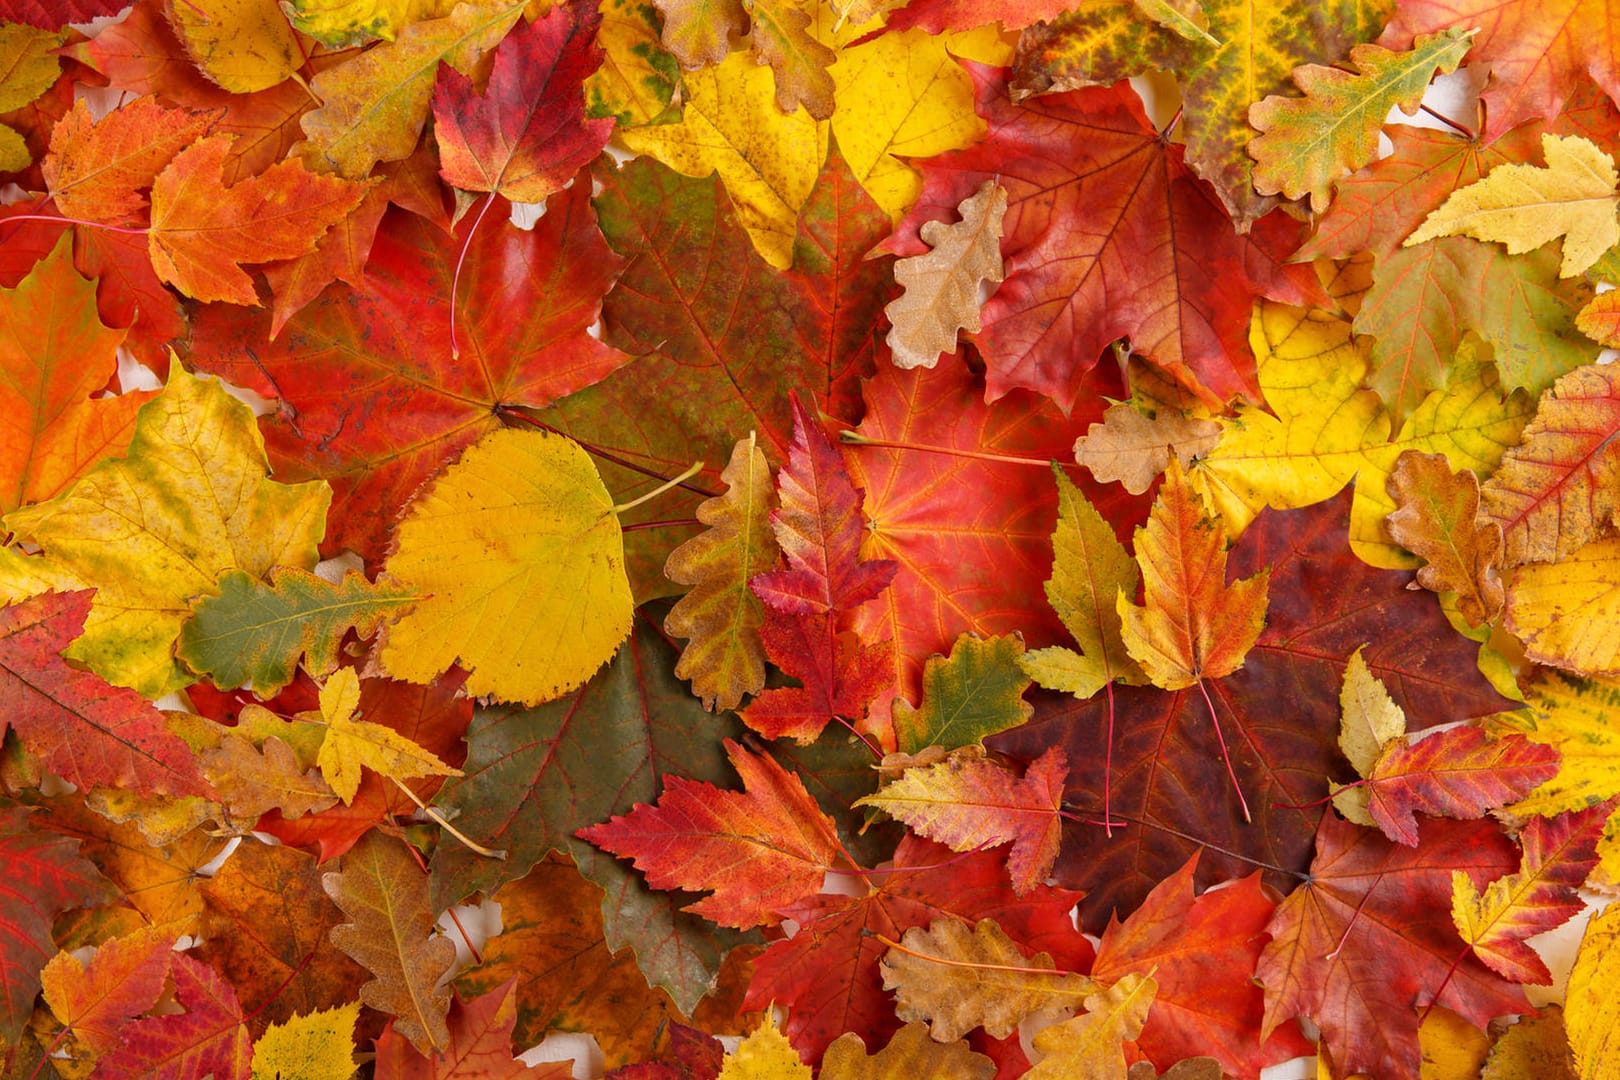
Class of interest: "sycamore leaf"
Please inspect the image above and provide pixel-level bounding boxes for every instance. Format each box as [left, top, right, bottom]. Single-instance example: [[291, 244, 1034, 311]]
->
[[374, 980, 575, 1079], [1, 365, 329, 698], [1024, 973, 1157, 1080], [1406, 134, 1620, 278], [249, 1001, 358, 1080], [0, 234, 150, 515], [1451, 801, 1610, 985], [41, 927, 172, 1057], [578, 738, 841, 929], [884, 179, 1006, 370], [1363, 725, 1561, 846], [1386, 450, 1505, 626], [430, 0, 614, 203], [879, 917, 1094, 1040], [285, 0, 457, 45], [313, 668, 460, 804], [717, 1012, 811, 1080], [1505, 535, 1620, 675], [621, 50, 825, 269], [178, 567, 419, 697], [1248, 30, 1473, 211], [43, 95, 217, 229], [1567, 901, 1620, 1079], [377, 427, 635, 707], [1481, 362, 1620, 567], [298, 0, 525, 178], [664, 433, 780, 712], [820, 1023, 995, 1080], [148, 134, 372, 304], [1119, 459, 1269, 690], [893, 633, 1034, 755], [91, 953, 253, 1079], [856, 746, 1067, 895], [1072, 403, 1221, 497], [323, 830, 457, 1054], [164, 0, 301, 93]]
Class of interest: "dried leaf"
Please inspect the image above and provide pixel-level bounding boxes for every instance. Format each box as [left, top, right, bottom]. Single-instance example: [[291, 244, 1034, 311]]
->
[[819, 1023, 995, 1080], [1386, 450, 1505, 626], [1072, 404, 1221, 497], [884, 179, 1006, 370], [1024, 973, 1157, 1080]]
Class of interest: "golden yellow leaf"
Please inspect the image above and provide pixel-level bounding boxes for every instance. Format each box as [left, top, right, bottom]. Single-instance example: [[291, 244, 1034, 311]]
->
[[377, 427, 635, 706], [311, 669, 460, 804], [250, 1002, 359, 1080], [284, 0, 458, 44], [885, 179, 1006, 370], [1073, 402, 1221, 496], [0, 23, 63, 171], [820, 1023, 995, 1080], [1, 364, 330, 698], [166, 0, 301, 93], [717, 1012, 811, 1080], [1025, 972, 1158, 1080], [622, 50, 825, 269], [1480, 1006, 1578, 1080], [1331, 646, 1404, 825], [1418, 1006, 1491, 1080], [1566, 901, 1620, 1080], [1505, 536, 1620, 676], [1495, 669, 1620, 818], [586, 0, 680, 125], [1406, 134, 1620, 279]]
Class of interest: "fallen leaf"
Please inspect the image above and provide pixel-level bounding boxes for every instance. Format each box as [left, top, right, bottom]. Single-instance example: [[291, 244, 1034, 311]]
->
[[893, 633, 1034, 755], [248, 1002, 358, 1080], [164, 0, 300, 93], [1505, 535, 1620, 675], [884, 178, 1005, 370], [40, 926, 171, 1057], [374, 980, 575, 1079], [1072, 403, 1222, 497], [1385, 450, 1505, 626], [1566, 902, 1620, 1079], [716, 1012, 810, 1080], [91, 953, 253, 1079], [1363, 725, 1560, 846], [819, 1023, 995, 1080], [1024, 973, 1157, 1080], [313, 668, 461, 804]]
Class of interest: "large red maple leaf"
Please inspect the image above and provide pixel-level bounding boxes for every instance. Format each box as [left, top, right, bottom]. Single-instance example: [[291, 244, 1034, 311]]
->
[[187, 183, 628, 563], [889, 65, 1265, 412], [992, 488, 1513, 931]]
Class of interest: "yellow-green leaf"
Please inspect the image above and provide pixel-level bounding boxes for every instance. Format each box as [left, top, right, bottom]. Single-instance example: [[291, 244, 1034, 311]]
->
[[895, 633, 1034, 754], [284, 0, 457, 45], [1024, 973, 1158, 1080], [585, 0, 681, 125], [1406, 134, 1620, 279], [377, 427, 635, 706], [250, 1002, 359, 1080], [166, 0, 301, 93], [313, 668, 460, 804], [1332, 647, 1405, 824], [0, 22, 63, 171]]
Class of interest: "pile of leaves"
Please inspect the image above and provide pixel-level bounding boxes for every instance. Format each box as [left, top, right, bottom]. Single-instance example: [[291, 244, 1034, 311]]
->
[[3, 0, 1620, 1075]]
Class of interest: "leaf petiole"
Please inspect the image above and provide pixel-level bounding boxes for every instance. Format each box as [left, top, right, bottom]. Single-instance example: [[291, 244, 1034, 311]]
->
[[390, 777, 507, 860], [613, 460, 705, 514]]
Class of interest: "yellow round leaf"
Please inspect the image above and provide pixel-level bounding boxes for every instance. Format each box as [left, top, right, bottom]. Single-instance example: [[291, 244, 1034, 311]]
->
[[378, 428, 634, 705]]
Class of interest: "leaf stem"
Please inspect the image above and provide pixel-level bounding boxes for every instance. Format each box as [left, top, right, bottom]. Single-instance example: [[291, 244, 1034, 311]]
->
[[0, 213, 149, 237], [1103, 680, 1117, 836], [448, 192, 500, 360], [497, 409, 722, 498], [839, 429, 1079, 471], [1086, 811, 1311, 879], [391, 777, 507, 860], [872, 932, 1089, 979], [620, 517, 702, 533], [1196, 676, 1252, 823], [613, 461, 705, 515], [1418, 103, 1475, 139]]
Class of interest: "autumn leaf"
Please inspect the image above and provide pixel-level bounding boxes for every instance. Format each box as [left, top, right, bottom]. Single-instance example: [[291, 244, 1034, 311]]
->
[[893, 633, 1034, 754], [249, 1002, 359, 1080], [41, 96, 214, 226], [285, 0, 456, 45], [1566, 901, 1620, 1078], [584, 0, 679, 125], [374, 980, 575, 1079], [717, 1012, 810, 1080], [884, 178, 1005, 370], [1385, 449, 1505, 626], [1023, 973, 1157, 1080], [164, 0, 300, 94], [92, 953, 253, 1080], [821, 1022, 995, 1080], [323, 830, 458, 1054], [1504, 535, 1620, 674], [312, 668, 461, 804], [0, 22, 59, 171], [41, 927, 173, 1058], [1071, 403, 1221, 497]]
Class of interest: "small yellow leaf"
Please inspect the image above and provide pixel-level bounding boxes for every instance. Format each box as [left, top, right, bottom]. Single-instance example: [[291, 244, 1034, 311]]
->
[[378, 427, 635, 706], [1406, 134, 1620, 279], [820, 1023, 995, 1080], [717, 1012, 812, 1079], [1566, 902, 1620, 1079], [1025, 972, 1157, 1080], [313, 668, 460, 804], [250, 1001, 359, 1080], [166, 0, 301, 93], [1332, 647, 1406, 825]]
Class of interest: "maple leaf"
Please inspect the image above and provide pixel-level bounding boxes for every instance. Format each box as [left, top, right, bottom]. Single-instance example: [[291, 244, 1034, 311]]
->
[[993, 489, 1513, 930], [1385, 450, 1505, 626], [188, 183, 627, 565], [92, 953, 253, 1080], [431, 0, 614, 203], [1451, 801, 1610, 984], [1090, 852, 1312, 1077], [0, 590, 211, 798], [310, 668, 461, 804], [1071, 403, 1221, 497], [0, 0, 130, 28], [820, 1023, 995, 1080], [375, 980, 574, 1079], [857, 747, 1067, 895], [41, 927, 173, 1058], [579, 738, 842, 929], [717, 1013, 810, 1079], [884, 179, 1006, 371], [0, 804, 116, 1041], [879, 917, 1094, 1040], [42, 95, 214, 227], [323, 830, 458, 1054], [892, 633, 1034, 754], [1024, 973, 1157, 1080], [1567, 901, 1620, 1077], [0, 234, 150, 515], [745, 835, 1091, 1063], [0, 22, 60, 172], [250, 1002, 359, 1080]]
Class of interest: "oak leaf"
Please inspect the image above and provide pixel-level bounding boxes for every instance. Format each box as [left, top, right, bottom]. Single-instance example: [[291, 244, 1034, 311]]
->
[[41, 927, 173, 1058], [323, 830, 457, 1054], [431, 0, 614, 204], [377, 427, 635, 706], [1386, 450, 1505, 626], [819, 1023, 995, 1080], [248, 1002, 358, 1080], [664, 433, 781, 711], [578, 738, 841, 929], [374, 980, 575, 1079], [884, 179, 1006, 371], [746, 0, 837, 119], [893, 633, 1034, 754], [1023, 973, 1157, 1080], [1566, 901, 1620, 1079], [879, 917, 1094, 1040], [164, 0, 300, 93], [1406, 134, 1620, 278], [1071, 403, 1221, 497]]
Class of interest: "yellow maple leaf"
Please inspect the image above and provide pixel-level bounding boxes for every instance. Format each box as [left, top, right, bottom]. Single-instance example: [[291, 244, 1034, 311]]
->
[[377, 427, 638, 706], [717, 1012, 811, 1079], [1, 364, 330, 698], [1406, 134, 1620, 279], [1567, 902, 1620, 1078], [313, 668, 460, 804], [1024, 972, 1157, 1080], [250, 1002, 360, 1080], [0, 23, 63, 172]]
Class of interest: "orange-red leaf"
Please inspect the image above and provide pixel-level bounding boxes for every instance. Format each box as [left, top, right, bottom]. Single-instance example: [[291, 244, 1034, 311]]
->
[[374, 980, 575, 1080], [43, 95, 214, 225], [92, 952, 253, 1080], [578, 738, 841, 929], [1385, 450, 1505, 626], [41, 928, 173, 1056], [1363, 726, 1561, 846], [1118, 459, 1269, 690]]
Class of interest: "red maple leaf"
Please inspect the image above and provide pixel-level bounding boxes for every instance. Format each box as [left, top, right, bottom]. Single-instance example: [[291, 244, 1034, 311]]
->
[[1258, 815, 1525, 1079], [889, 65, 1265, 411], [0, 0, 130, 28], [1362, 726, 1560, 846], [375, 979, 574, 1079], [92, 953, 252, 1080]]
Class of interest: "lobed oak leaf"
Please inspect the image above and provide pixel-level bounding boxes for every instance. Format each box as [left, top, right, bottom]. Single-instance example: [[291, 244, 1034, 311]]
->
[[1118, 459, 1270, 692], [883, 179, 1006, 371], [1362, 725, 1561, 846], [893, 633, 1034, 755], [92, 952, 253, 1080], [1481, 362, 1620, 567], [323, 830, 457, 1055], [1023, 973, 1157, 1080], [1504, 535, 1620, 675], [746, 0, 836, 119], [649, 0, 744, 67], [312, 668, 460, 804], [286, 0, 458, 45], [1072, 403, 1221, 498], [41, 927, 173, 1058], [1386, 449, 1505, 626], [147, 133, 372, 304], [664, 433, 781, 712], [249, 1002, 359, 1080], [1451, 801, 1610, 985], [579, 738, 841, 930], [1567, 901, 1620, 1078], [375, 980, 575, 1079], [431, 0, 614, 204], [857, 747, 1066, 895], [879, 917, 1094, 1040], [820, 1023, 994, 1080]]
